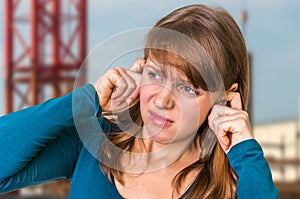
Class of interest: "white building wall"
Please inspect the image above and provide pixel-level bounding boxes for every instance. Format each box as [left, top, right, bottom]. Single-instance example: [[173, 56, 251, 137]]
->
[[253, 119, 300, 182]]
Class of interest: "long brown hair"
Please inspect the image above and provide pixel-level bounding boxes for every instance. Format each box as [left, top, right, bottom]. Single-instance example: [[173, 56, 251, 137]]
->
[[100, 4, 249, 199]]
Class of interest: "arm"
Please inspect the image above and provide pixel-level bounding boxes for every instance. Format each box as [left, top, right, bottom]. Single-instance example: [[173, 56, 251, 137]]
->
[[208, 91, 279, 198], [228, 139, 279, 199], [0, 84, 100, 193]]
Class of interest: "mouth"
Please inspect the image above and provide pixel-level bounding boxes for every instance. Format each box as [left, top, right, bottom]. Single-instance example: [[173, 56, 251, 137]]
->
[[148, 110, 174, 128]]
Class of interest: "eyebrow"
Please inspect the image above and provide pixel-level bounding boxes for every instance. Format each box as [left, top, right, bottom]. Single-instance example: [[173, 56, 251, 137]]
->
[[145, 61, 193, 86], [144, 62, 166, 76]]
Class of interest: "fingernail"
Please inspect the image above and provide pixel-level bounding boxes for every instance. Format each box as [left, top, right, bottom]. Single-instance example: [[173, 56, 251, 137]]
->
[[126, 98, 133, 105]]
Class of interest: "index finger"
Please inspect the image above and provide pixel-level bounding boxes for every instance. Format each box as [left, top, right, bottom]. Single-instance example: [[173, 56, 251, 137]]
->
[[226, 92, 242, 110], [130, 58, 145, 73]]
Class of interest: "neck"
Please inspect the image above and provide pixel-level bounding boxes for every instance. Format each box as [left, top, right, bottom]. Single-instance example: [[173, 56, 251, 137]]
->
[[122, 128, 198, 174]]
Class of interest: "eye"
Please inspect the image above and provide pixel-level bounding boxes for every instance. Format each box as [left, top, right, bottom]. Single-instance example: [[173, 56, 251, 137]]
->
[[181, 85, 199, 95], [148, 72, 163, 81]]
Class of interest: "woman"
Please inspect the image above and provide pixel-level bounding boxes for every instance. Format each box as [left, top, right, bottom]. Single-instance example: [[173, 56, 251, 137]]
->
[[0, 4, 278, 199]]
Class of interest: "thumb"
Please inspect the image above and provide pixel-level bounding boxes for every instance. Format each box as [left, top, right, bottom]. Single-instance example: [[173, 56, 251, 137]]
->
[[126, 70, 142, 105], [130, 58, 145, 73]]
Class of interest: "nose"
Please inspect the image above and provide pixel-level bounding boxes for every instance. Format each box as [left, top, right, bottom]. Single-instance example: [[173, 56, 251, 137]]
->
[[153, 86, 176, 109]]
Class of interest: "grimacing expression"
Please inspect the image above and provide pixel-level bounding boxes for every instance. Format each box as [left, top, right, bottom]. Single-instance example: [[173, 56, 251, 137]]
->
[[139, 58, 213, 145]]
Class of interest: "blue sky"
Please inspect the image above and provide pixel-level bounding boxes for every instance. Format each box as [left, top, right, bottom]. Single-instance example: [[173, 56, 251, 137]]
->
[[0, 0, 299, 124]]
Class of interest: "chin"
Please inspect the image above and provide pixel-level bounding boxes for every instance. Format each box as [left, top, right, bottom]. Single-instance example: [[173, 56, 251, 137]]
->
[[144, 125, 175, 145]]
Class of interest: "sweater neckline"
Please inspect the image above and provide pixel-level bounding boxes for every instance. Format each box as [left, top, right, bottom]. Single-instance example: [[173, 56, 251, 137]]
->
[[109, 175, 195, 199]]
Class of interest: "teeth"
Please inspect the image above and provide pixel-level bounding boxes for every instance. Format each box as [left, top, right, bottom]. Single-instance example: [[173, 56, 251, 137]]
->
[[157, 119, 165, 125]]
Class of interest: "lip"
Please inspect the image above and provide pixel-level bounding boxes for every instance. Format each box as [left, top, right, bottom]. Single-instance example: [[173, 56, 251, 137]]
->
[[149, 110, 174, 128]]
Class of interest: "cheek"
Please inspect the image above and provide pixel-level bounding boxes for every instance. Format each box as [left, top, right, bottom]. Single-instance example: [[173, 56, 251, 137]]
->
[[196, 103, 212, 126], [139, 86, 152, 106], [180, 100, 212, 128], [139, 86, 153, 121], [181, 104, 201, 126]]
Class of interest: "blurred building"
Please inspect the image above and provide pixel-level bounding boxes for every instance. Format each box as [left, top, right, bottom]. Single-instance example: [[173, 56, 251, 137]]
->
[[254, 119, 300, 198], [4, 0, 87, 113]]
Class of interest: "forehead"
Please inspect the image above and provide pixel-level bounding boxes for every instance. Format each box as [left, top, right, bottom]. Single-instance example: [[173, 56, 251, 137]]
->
[[145, 58, 190, 83]]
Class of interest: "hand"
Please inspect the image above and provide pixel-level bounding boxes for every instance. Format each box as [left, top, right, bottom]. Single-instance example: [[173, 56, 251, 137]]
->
[[208, 92, 254, 153], [93, 58, 145, 113]]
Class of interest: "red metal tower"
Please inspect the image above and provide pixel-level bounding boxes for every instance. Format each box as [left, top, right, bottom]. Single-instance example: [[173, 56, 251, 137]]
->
[[4, 0, 87, 113]]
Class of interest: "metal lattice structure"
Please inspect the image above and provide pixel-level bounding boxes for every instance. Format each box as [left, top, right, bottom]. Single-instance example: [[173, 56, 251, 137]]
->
[[4, 0, 87, 113]]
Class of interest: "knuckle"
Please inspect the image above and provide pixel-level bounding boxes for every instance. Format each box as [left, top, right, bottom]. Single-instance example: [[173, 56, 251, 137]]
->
[[128, 83, 136, 91], [118, 82, 128, 89], [211, 117, 219, 131], [116, 78, 127, 87], [216, 122, 224, 137], [107, 68, 119, 76], [211, 105, 218, 114], [241, 111, 249, 120], [208, 116, 213, 128]]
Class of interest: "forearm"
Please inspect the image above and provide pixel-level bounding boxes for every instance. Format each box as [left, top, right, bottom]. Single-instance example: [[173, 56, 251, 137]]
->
[[0, 127, 81, 193], [228, 139, 279, 199], [0, 84, 95, 182]]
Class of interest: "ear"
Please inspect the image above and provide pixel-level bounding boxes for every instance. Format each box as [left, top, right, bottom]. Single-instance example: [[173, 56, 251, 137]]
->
[[228, 83, 238, 92]]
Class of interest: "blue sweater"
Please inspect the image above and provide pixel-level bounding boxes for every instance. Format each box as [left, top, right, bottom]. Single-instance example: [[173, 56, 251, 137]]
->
[[0, 84, 279, 198]]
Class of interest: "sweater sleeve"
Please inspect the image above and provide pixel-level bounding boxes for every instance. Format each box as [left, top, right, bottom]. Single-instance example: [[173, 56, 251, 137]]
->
[[227, 139, 279, 199], [0, 84, 103, 193]]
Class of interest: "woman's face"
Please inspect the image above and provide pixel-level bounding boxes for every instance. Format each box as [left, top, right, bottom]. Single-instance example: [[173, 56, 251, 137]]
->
[[139, 58, 214, 145]]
